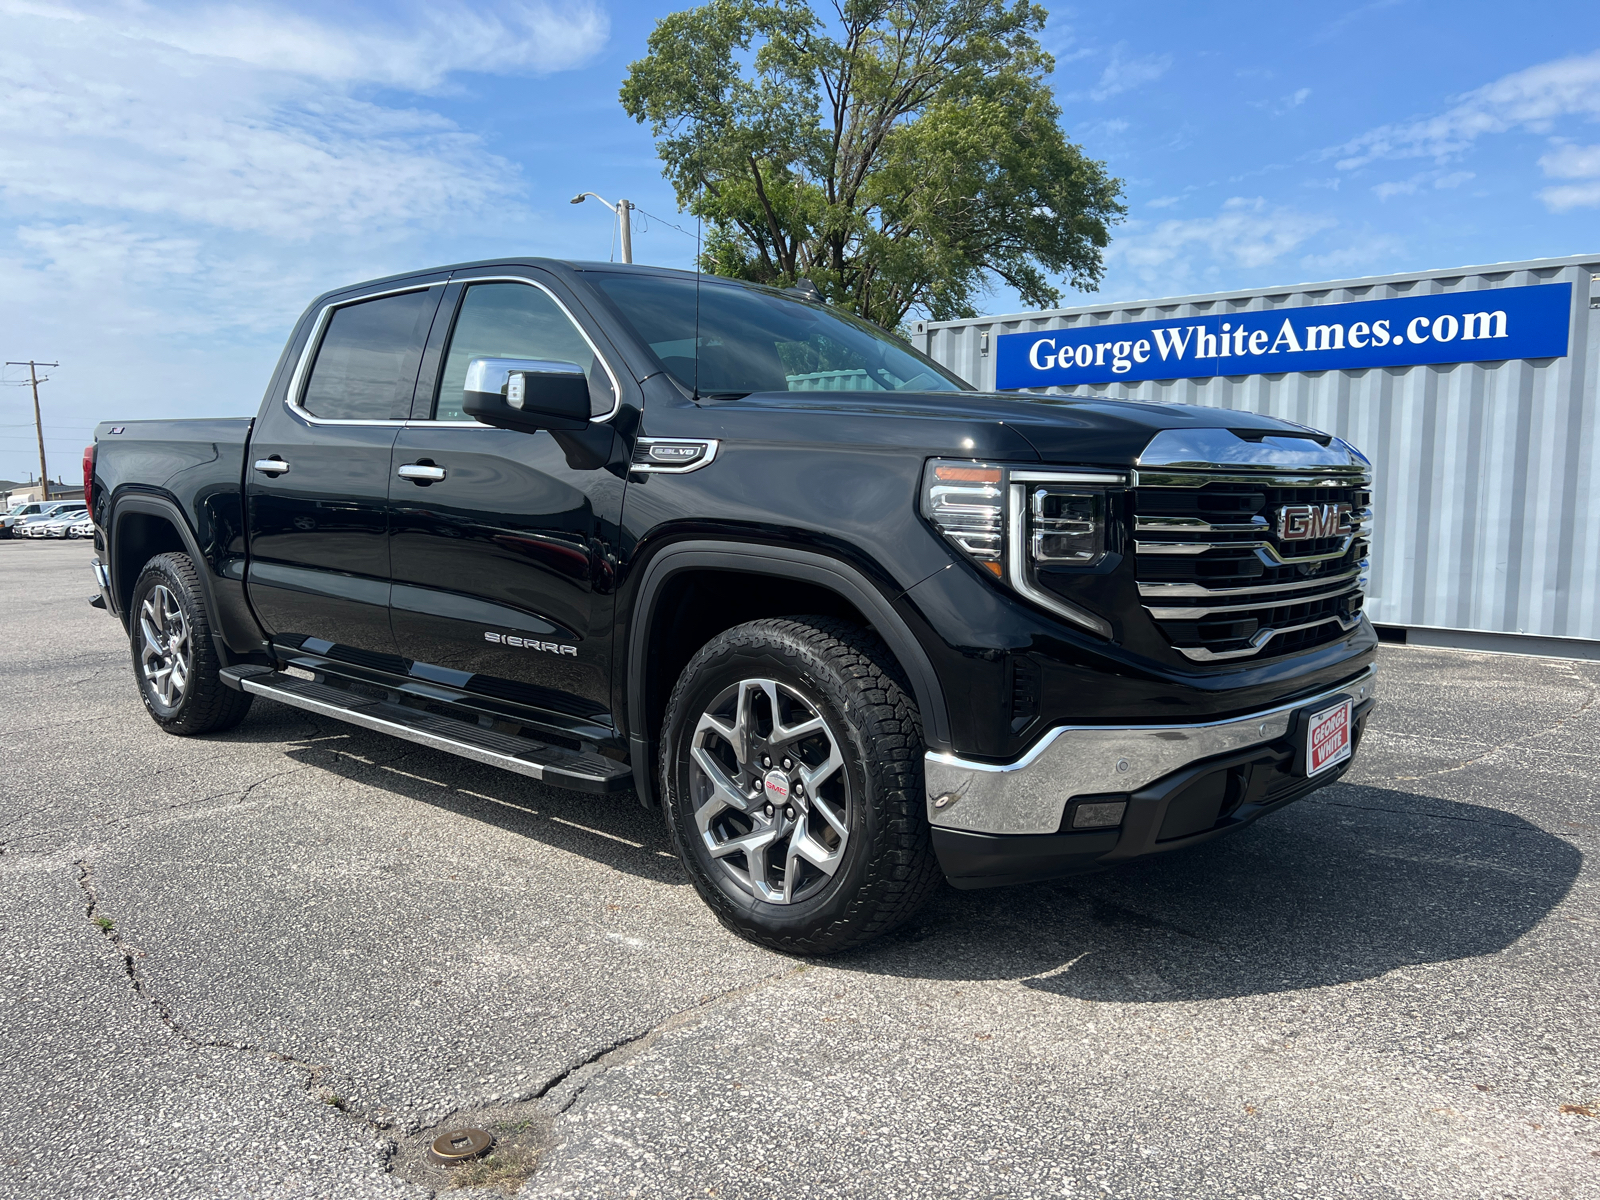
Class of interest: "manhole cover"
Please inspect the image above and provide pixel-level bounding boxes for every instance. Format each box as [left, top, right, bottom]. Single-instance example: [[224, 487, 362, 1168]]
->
[[429, 1127, 494, 1165]]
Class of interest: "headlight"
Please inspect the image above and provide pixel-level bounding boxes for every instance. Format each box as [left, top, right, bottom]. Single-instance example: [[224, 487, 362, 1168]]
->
[[922, 460, 1122, 638]]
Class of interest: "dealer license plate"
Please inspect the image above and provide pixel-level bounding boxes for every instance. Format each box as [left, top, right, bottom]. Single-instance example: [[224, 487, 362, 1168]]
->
[[1306, 699, 1353, 776]]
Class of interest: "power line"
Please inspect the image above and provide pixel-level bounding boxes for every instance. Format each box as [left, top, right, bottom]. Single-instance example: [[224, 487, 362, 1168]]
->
[[631, 206, 700, 241]]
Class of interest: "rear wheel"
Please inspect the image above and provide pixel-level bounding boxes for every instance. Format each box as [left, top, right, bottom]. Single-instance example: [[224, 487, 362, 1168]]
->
[[660, 617, 940, 955], [129, 553, 253, 735]]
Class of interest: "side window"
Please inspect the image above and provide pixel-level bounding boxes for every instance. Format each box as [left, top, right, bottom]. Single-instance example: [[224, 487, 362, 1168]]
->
[[300, 289, 436, 421], [433, 283, 617, 422]]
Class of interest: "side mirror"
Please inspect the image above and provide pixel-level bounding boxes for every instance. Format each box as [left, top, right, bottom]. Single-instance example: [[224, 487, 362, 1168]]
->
[[462, 357, 590, 433]]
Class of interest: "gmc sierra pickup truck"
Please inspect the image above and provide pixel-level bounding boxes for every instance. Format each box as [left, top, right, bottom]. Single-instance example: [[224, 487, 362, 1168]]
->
[[86, 258, 1377, 953]]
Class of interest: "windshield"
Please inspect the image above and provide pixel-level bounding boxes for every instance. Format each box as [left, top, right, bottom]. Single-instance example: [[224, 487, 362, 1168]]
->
[[589, 273, 969, 398]]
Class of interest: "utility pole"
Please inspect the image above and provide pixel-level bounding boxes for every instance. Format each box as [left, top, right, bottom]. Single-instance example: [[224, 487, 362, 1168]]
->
[[6, 360, 57, 501], [570, 192, 633, 263]]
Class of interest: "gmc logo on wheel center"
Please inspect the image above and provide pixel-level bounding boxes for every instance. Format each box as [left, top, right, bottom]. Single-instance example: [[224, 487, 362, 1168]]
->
[[1277, 502, 1351, 542]]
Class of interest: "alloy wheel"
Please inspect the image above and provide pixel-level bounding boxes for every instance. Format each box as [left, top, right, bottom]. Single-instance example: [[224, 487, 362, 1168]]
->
[[139, 584, 191, 708], [688, 678, 852, 904]]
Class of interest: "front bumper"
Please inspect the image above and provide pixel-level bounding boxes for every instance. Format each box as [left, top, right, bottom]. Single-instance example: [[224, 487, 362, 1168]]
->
[[925, 664, 1376, 886]]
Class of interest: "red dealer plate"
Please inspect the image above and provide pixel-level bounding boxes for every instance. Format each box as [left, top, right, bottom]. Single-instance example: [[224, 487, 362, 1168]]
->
[[1306, 699, 1353, 776]]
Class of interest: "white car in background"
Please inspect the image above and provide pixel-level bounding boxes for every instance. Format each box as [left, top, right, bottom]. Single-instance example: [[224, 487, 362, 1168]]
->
[[41, 509, 87, 538], [67, 515, 95, 539], [2, 499, 78, 538], [19, 508, 84, 538]]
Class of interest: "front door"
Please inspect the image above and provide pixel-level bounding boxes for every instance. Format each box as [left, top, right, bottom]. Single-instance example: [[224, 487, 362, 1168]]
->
[[387, 274, 626, 740], [247, 282, 444, 658]]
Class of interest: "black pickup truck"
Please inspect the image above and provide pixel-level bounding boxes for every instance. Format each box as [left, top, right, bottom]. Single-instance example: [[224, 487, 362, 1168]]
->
[[86, 259, 1378, 952]]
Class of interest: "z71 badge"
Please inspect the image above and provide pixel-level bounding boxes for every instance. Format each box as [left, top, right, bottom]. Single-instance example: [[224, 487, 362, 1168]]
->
[[484, 631, 577, 656]]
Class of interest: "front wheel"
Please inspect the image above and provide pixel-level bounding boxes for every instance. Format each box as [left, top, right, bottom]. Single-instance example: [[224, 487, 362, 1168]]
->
[[660, 617, 940, 955], [128, 553, 253, 736]]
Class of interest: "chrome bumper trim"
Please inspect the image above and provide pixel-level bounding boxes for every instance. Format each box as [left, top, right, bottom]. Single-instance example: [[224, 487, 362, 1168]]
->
[[90, 557, 115, 614], [924, 664, 1376, 835]]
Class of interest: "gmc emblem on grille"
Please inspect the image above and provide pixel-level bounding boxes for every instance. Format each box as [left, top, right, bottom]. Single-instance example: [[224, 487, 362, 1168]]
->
[[1278, 502, 1351, 542]]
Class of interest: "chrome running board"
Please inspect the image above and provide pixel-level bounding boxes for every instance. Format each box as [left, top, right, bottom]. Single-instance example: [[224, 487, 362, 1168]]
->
[[221, 665, 632, 794]]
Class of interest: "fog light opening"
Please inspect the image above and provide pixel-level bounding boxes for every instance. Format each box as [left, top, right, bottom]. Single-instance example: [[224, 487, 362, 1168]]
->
[[1070, 800, 1128, 830]]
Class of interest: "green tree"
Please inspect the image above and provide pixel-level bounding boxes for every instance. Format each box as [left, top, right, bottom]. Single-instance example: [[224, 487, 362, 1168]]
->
[[620, 0, 1125, 330]]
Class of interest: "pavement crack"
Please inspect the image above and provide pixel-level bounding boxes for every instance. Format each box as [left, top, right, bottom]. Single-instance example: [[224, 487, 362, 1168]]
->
[[533, 963, 812, 1116], [76, 859, 250, 1053], [74, 857, 370, 1124], [1388, 665, 1599, 782], [1076, 893, 1218, 945], [1314, 797, 1532, 828]]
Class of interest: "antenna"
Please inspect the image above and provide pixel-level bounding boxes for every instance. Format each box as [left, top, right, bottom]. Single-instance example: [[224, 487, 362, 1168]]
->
[[693, 210, 702, 401]]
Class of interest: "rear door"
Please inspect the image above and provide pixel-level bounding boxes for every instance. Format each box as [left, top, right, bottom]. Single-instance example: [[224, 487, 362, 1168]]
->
[[246, 280, 446, 661], [386, 270, 627, 740]]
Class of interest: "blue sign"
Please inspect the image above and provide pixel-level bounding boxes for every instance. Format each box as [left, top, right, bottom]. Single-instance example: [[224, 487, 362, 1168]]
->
[[995, 282, 1573, 389]]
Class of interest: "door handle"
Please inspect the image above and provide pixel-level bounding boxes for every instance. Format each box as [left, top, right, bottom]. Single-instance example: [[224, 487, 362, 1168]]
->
[[397, 463, 447, 484], [252, 457, 290, 476]]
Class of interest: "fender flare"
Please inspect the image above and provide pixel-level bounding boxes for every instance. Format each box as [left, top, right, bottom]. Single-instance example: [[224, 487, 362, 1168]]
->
[[108, 493, 231, 664], [625, 540, 952, 805]]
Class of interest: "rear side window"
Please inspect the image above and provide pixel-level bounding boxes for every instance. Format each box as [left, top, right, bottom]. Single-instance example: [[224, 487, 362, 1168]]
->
[[300, 289, 437, 421], [433, 282, 617, 422]]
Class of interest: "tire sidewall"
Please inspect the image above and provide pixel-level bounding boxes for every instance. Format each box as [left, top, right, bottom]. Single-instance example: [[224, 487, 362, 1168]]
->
[[129, 557, 200, 727], [662, 638, 887, 944]]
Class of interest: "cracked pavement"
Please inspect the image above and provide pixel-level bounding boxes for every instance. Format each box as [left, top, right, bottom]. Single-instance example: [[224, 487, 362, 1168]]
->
[[2, 539, 1597, 1199]]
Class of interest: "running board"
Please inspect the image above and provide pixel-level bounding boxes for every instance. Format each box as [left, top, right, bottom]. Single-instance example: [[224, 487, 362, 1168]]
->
[[220, 665, 632, 794]]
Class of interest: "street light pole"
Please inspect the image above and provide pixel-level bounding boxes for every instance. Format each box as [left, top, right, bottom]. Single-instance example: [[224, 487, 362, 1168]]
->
[[6, 360, 57, 502], [570, 192, 633, 264]]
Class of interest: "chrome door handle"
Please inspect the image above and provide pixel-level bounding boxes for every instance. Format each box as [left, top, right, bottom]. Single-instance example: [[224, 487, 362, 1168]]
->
[[397, 463, 446, 483], [252, 458, 290, 476]]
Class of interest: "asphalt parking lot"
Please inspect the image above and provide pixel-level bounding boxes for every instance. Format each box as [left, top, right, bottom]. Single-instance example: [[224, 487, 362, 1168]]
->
[[2, 538, 1596, 1199]]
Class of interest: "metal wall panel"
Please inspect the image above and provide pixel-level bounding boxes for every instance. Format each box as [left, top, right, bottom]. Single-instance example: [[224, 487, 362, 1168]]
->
[[917, 255, 1600, 642]]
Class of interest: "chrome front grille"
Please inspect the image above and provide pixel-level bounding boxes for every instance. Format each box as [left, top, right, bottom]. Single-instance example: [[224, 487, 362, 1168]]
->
[[1131, 468, 1372, 662]]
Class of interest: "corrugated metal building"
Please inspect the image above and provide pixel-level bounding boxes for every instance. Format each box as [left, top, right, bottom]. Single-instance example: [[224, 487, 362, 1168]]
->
[[916, 253, 1600, 659]]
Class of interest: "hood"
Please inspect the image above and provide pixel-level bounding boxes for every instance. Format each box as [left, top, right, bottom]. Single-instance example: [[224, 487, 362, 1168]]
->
[[719, 388, 1322, 467]]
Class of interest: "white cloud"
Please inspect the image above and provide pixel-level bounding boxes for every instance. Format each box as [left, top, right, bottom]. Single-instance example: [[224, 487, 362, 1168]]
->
[[0, 2, 608, 242], [0, 0, 608, 480], [1329, 50, 1600, 169], [1534, 139, 1600, 210], [1371, 168, 1474, 200], [1540, 142, 1600, 178], [1290, 87, 1311, 107], [1299, 232, 1408, 277], [119, 0, 607, 91], [1373, 178, 1421, 200], [1088, 49, 1173, 102], [1540, 181, 1600, 210], [1105, 197, 1336, 289]]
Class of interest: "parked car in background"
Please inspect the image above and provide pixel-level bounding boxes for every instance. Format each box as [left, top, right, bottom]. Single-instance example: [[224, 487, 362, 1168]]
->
[[16, 510, 72, 538], [68, 516, 95, 539], [2, 500, 79, 538], [41, 508, 88, 538]]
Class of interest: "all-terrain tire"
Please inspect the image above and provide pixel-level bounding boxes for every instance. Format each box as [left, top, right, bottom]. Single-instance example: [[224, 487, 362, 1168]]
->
[[660, 617, 941, 955], [129, 552, 254, 736]]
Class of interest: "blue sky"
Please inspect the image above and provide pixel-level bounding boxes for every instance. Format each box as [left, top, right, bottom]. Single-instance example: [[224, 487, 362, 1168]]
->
[[2, 0, 1598, 483]]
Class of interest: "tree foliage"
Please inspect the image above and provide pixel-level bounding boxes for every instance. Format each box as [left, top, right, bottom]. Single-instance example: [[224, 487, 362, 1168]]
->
[[620, 0, 1125, 329]]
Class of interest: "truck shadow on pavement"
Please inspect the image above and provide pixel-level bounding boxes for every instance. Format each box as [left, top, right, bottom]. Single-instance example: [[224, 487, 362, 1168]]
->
[[218, 712, 1582, 1000], [217, 715, 689, 887], [849, 782, 1582, 1001]]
